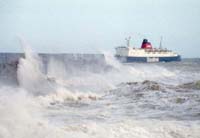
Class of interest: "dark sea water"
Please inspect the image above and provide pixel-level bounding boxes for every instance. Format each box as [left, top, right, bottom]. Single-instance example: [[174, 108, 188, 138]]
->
[[0, 48, 200, 138]]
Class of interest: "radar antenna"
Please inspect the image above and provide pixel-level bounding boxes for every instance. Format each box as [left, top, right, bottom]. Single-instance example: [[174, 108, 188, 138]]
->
[[125, 36, 131, 47]]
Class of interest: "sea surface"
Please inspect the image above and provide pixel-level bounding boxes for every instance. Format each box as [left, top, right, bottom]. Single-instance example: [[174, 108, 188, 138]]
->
[[0, 47, 200, 138]]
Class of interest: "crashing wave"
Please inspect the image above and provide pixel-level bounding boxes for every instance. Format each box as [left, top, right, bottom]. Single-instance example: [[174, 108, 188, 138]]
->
[[115, 80, 164, 93], [37, 87, 100, 106], [178, 80, 200, 90]]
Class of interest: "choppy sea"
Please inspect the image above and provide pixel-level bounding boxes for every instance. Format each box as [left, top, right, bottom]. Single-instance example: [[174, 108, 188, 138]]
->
[[0, 46, 200, 138]]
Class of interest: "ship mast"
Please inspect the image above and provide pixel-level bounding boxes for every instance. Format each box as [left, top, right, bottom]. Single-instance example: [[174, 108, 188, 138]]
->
[[159, 36, 163, 49], [125, 36, 131, 47]]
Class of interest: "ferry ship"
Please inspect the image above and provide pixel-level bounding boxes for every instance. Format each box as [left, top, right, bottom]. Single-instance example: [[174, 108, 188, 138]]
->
[[115, 37, 181, 63]]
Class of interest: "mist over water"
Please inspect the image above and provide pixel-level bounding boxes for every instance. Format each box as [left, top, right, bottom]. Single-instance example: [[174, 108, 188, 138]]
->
[[0, 42, 200, 138]]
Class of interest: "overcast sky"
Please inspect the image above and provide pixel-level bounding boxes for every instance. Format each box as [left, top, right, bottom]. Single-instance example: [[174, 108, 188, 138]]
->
[[0, 0, 200, 57]]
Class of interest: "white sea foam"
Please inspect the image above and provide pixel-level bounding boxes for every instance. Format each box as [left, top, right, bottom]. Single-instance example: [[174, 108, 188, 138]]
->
[[62, 120, 200, 138], [0, 86, 71, 138], [0, 87, 199, 138]]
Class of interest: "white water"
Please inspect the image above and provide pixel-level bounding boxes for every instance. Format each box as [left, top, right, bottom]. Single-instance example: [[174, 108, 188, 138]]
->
[[0, 42, 200, 138]]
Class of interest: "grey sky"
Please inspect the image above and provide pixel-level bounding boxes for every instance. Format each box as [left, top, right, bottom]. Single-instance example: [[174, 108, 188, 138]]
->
[[0, 0, 200, 57]]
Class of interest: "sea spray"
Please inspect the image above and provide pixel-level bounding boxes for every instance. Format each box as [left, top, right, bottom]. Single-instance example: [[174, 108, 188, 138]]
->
[[17, 36, 55, 95], [102, 51, 175, 84], [17, 37, 101, 102], [47, 57, 67, 81], [0, 38, 199, 138], [103, 51, 122, 70], [0, 86, 70, 138]]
